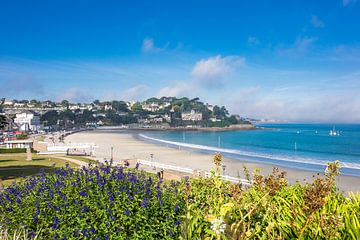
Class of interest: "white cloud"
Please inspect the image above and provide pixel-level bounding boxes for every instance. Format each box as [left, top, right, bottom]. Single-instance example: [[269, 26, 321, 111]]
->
[[343, 0, 357, 6], [58, 88, 93, 103], [247, 36, 260, 46], [311, 15, 324, 28], [157, 82, 195, 98], [141, 38, 167, 53], [122, 85, 149, 101], [226, 88, 360, 123], [191, 55, 245, 87]]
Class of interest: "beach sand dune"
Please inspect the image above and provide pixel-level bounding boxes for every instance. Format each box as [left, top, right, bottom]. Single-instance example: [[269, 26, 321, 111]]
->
[[66, 130, 360, 194]]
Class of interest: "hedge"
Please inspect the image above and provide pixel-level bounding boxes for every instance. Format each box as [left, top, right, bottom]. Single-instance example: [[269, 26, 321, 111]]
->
[[0, 148, 38, 154]]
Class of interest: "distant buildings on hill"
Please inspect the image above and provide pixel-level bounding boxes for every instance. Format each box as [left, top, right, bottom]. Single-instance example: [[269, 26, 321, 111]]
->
[[0, 97, 251, 132]]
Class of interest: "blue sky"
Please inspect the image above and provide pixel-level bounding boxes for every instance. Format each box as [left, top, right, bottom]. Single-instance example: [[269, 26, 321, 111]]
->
[[0, 0, 360, 122]]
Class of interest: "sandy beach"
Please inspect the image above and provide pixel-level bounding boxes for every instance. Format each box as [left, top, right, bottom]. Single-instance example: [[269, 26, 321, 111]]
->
[[66, 130, 360, 194]]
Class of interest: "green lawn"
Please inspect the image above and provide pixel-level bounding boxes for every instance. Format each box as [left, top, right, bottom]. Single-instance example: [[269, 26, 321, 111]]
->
[[0, 153, 79, 187], [66, 155, 98, 164]]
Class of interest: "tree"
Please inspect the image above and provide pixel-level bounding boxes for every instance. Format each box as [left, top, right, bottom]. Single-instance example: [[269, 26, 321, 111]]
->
[[0, 115, 7, 130], [111, 101, 129, 112], [172, 105, 181, 119], [30, 99, 38, 105], [213, 105, 229, 119], [131, 102, 143, 112], [61, 100, 69, 109], [146, 97, 160, 103], [41, 110, 59, 126], [228, 115, 238, 124]]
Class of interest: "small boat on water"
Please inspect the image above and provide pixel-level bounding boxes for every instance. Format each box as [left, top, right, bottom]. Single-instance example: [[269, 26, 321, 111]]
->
[[329, 126, 340, 136]]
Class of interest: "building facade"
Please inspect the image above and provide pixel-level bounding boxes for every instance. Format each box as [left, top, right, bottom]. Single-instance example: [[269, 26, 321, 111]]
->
[[181, 110, 203, 121], [14, 111, 42, 132]]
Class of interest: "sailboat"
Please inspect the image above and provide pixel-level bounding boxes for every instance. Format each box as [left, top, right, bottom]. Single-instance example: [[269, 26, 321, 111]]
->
[[329, 126, 340, 136]]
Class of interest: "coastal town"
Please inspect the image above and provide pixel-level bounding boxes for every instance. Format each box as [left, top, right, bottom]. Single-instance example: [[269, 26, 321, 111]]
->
[[2, 1, 360, 238], [0, 97, 252, 138]]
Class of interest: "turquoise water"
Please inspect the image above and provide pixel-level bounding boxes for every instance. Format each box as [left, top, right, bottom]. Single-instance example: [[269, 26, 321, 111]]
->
[[138, 124, 360, 176]]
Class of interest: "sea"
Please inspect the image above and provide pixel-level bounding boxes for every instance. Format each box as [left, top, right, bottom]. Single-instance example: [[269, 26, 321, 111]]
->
[[137, 124, 360, 176]]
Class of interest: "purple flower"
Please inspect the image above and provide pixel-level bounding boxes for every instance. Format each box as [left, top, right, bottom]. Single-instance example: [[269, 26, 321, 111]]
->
[[79, 191, 86, 197], [124, 209, 130, 215], [52, 216, 59, 229], [81, 206, 89, 213], [141, 197, 148, 208], [82, 229, 89, 237]]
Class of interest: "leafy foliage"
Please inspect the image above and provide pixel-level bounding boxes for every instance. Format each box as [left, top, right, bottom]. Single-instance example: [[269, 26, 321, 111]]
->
[[181, 158, 360, 239], [1, 156, 359, 239], [0, 162, 183, 239]]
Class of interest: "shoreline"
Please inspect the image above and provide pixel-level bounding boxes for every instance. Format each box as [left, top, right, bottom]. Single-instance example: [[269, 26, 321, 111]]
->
[[97, 123, 258, 132], [65, 130, 360, 193]]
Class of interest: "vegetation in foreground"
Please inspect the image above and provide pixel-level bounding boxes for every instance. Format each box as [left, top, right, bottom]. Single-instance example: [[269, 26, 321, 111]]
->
[[0, 154, 78, 187], [0, 155, 359, 239]]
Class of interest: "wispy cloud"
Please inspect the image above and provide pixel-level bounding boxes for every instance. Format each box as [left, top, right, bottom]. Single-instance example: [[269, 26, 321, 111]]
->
[[58, 88, 94, 103], [157, 81, 196, 98], [0, 75, 44, 98], [141, 38, 168, 53], [311, 15, 324, 28], [277, 36, 317, 56], [122, 84, 149, 101], [343, 0, 357, 7], [191, 55, 246, 88], [328, 44, 360, 61]]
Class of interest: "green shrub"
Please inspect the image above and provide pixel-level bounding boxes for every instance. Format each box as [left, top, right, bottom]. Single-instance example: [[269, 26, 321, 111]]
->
[[180, 158, 360, 240], [16, 134, 28, 140], [0, 148, 38, 154], [0, 162, 184, 239], [1, 154, 359, 240]]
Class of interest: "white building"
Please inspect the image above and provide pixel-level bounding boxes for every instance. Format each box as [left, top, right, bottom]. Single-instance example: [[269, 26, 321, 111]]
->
[[5, 139, 33, 149], [14, 111, 42, 132], [3, 99, 14, 106], [142, 103, 160, 112], [206, 104, 214, 112], [181, 110, 203, 121]]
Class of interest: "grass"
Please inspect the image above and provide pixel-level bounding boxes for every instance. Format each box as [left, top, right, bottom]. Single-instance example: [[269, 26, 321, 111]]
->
[[66, 155, 98, 164], [0, 153, 78, 187]]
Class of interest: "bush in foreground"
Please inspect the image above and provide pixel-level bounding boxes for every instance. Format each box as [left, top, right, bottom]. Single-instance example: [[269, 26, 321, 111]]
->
[[1, 156, 360, 239], [180, 156, 360, 239], [0, 162, 183, 239]]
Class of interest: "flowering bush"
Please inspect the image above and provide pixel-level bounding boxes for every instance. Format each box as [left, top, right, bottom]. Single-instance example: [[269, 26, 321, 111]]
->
[[1, 156, 360, 240], [0, 162, 184, 239], [181, 158, 360, 239]]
